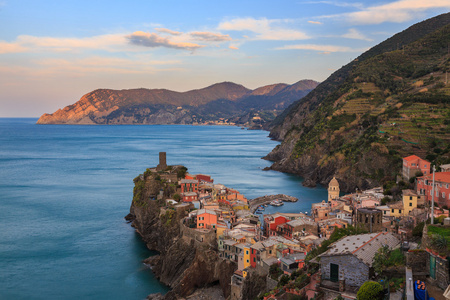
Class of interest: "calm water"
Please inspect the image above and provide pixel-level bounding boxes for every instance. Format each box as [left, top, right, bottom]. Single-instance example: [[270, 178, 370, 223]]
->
[[0, 118, 327, 299]]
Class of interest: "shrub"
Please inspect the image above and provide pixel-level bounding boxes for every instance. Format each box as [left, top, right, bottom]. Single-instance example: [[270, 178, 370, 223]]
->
[[412, 222, 425, 237], [357, 281, 384, 300]]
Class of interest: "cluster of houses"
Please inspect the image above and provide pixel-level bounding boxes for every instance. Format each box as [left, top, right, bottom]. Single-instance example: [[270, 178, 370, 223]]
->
[[169, 153, 450, 299]]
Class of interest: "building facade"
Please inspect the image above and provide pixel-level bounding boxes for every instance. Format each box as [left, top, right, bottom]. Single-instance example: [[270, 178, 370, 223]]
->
[[402, 155, 430, 180]]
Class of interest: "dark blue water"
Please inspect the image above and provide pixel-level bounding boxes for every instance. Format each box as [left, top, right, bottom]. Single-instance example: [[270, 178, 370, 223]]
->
[[0, 118, 327, 299]]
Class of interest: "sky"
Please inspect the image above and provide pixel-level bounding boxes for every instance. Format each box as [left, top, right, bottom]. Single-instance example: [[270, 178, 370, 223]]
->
[[0, 1, 449, 117]]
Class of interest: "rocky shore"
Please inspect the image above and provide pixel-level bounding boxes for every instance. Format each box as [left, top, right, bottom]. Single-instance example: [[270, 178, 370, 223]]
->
[[125, 165, 237, 300]]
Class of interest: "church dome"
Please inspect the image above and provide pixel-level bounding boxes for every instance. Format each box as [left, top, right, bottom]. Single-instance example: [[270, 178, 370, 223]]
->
[[329, 177, 339, 187]]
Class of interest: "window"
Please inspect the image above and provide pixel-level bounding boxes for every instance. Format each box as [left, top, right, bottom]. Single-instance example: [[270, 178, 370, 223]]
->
[[399, 210, 402, 213], [246, 260, 249, 263], [246, 250, 248, 255], [253, 258, 256, 262], [409, 202, 412, 206], [384, 211, 386, 215], [392, 209, 394, 213], [442, 192, 445, 198]]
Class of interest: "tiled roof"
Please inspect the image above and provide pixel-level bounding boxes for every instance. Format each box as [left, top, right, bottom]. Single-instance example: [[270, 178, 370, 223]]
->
[[286, 218, 316, 227], [418, 172, 450, 183], [388, 202, 403, 209], [197, 208, 217, 215], [319, 232, 399, 266], [181, 179, 199, 184], [403, 155, 422, 162]]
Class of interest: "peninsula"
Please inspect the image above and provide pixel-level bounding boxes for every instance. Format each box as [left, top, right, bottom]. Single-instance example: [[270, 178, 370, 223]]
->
[[126, 152, 449, 300], [36, 80, 318, 128]]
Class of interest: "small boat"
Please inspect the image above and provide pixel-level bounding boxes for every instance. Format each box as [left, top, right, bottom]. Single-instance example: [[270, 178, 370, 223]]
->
[[270, 200, 284, 207], [258, 205, 265, 211], [255, 210, 263, 214]]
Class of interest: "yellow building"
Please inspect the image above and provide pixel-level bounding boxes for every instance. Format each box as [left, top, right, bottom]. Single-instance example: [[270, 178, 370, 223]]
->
[[388, 202, 404, 217], [328, 177, 340, 202], [402, 189, 418, 215], [243, 244, 251, 269]]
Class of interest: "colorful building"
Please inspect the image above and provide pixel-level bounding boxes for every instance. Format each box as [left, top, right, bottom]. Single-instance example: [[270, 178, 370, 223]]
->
[[402, 189, 418, 215], [180, 179, 199, 193], [402, 155, 430, 180], [196, 209, 218, 229], [416, 172, 450, 208]]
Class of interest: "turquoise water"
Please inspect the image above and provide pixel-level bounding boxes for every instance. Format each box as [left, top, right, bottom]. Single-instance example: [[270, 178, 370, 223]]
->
[[0, 118, 327, 299]]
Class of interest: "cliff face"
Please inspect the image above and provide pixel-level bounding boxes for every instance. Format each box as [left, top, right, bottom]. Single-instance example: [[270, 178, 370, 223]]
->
[[126, 167, 236, 299], [266, 13, 450, 193], [37, 80, 318, 126]]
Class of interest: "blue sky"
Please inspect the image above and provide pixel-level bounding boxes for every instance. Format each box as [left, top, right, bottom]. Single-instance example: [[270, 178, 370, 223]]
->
[[1, 0, 449, 117]]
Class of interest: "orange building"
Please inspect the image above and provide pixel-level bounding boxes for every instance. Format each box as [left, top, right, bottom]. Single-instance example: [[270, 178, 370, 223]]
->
[[197, 209, 218, 229]]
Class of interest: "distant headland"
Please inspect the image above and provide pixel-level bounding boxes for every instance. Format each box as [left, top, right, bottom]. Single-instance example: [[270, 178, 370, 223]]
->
[[36, 80, 318, 129]]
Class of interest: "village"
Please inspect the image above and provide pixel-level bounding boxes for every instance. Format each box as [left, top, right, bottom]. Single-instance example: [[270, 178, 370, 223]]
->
[[151, 153, 450, 300]]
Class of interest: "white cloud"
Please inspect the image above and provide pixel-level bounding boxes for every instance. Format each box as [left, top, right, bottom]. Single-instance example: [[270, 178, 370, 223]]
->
[[0, 41, 27, 54], [342, 28, 373, 41], [218, 17, 309, 40], [345, 0, 450, 25], [306, 1, 364, 9], [190, 32, 232, 42], [155, 28, 182, 36], [276, 43, 366, 53], [126, 31, 204, 51], [308, 20, 323, 25], [229, 45, 239, 50]]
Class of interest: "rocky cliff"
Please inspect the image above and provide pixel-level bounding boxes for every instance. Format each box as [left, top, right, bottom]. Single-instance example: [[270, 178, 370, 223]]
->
[[37, 80, 318, 126], [266, 13, 450, 193], [125, 166, 236, 299]]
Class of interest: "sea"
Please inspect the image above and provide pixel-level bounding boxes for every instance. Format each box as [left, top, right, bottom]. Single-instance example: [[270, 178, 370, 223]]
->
[[0, 118, 327, 300]]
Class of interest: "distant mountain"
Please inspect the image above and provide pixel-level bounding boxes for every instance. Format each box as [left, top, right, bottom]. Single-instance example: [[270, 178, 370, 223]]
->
[[265, 13, 450, 192], [37, 80, 318, 127]]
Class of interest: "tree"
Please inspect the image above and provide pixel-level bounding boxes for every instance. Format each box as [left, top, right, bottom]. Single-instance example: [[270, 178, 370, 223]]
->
[[356, 281, 384, 300], [373, 245, 391, 275]]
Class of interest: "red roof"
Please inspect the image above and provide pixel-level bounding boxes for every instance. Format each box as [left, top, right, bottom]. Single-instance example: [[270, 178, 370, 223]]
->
[[419, 172, 450, 183], [403, 155, 423, 162]]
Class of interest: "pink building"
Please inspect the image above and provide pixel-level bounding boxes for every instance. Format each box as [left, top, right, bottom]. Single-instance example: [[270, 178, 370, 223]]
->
[[402, 155, 430, 180], [416, 172, 450, 208]]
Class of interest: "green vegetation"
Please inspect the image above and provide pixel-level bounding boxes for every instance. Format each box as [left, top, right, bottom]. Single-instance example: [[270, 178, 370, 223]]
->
[[271, 15, 450, 189], [177, 166, 188, 179], [428, 225, 450, 254], [373, 245, 405, 275], [356, 281, 384, 300], [269, 264, 283, 280], [132, 180, 146, 206]]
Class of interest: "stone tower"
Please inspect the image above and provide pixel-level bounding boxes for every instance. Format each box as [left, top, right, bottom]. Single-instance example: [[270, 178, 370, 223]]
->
[[156, 152, 167, 171], [328, 177, 340, 202], [355, 208, 382, 233]]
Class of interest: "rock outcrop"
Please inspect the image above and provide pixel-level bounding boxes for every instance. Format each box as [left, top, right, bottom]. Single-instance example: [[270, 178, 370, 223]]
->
[[126, 166, 237, 299]]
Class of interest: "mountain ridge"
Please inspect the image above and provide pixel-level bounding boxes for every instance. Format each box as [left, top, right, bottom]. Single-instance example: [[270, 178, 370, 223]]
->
[[37, 80, 318, 126], [266, 12, 450, 193]]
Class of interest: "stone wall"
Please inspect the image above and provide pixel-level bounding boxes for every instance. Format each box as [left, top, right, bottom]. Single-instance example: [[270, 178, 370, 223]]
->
[[266, 275, 278, 291], [320, 254, 369, 288], [406, 250, 428, 273], [180, 219, 217, 248], [426, 252, 449, 290]]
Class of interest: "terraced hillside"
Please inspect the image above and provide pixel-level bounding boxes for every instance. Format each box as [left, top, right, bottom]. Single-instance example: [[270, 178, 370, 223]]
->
[[266, 14, 450, 192]]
